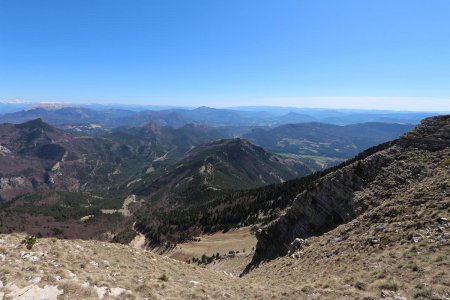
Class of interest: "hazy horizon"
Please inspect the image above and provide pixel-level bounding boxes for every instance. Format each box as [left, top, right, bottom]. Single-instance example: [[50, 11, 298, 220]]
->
[[1, 97, 449, 112]]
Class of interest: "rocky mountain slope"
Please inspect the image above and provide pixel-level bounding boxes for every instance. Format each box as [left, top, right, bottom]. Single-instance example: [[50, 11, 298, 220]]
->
[[0, 233, 282, 299], [0, 118, 159, 202], [0, 119, 228, 202], [0, 119, 104, 201], [246, 115, 449, 272]]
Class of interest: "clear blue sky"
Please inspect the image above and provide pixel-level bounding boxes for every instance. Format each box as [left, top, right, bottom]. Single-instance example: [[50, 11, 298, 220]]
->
[[0, 0, 449, 110]]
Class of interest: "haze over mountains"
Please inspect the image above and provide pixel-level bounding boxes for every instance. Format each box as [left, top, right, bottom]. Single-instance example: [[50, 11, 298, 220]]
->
[[0, 103, 439, 129]]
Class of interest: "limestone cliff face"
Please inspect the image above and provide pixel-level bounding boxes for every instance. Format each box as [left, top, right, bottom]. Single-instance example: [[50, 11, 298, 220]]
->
[[397, 115, 450, 151], [245, 115, 450, 273]]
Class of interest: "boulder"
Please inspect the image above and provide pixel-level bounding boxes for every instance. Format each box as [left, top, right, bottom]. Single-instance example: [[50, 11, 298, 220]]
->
[[6, 284, 63, 300]]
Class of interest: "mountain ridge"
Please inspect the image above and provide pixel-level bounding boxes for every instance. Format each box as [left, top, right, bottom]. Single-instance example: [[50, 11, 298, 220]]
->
[[0, 106, 437, 129]]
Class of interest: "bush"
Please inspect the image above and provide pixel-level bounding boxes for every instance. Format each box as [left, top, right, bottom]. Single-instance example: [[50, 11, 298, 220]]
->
[[440, 158, 450, 168], [411, 263, 419, 272], [379, 236, 391, 249], [379, 280, 398, 291], [21, 236, 37, 250], [414, 288, 432, 298], [158, 274, 169, 281], [355, 281, 366, 290]]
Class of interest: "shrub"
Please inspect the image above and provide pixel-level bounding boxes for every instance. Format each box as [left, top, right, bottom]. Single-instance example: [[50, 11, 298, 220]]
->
[[158, 274, 169, 281], [440, 158, 450, 168], [411, 263, 419, 272], [21, 236, 37, 250], [379, 280, 398, 291], [52, 228, 64, 236], [414, 288, 432, 298], [379, 236, 391, 249], [355, 281, 366, 290]]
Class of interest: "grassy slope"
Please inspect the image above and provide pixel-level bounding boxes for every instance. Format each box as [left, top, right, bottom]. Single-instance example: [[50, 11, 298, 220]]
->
[[0, 233, 281, 299]]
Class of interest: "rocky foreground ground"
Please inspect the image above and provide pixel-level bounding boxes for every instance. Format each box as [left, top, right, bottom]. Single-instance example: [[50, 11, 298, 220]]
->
[[1, 202, 448, 300], [1, 233, 278, 299]]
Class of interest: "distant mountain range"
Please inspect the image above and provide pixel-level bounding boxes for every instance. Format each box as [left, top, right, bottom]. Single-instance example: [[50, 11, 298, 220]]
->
[[0, 105, 440, 129]]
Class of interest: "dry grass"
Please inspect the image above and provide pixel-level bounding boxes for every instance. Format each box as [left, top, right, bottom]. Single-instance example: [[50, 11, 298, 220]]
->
[[2, 210, 448, 300], [0, 233, 278, 299], [245, 229, 449, 299], [167, 227, 256, 262]]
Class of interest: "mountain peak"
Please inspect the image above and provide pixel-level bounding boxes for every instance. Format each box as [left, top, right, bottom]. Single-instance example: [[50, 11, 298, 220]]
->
[[194, 106, 215, 111], [142, 122, 163, 131], [15, 118, 52, 130], [193, 138, 254, 151]]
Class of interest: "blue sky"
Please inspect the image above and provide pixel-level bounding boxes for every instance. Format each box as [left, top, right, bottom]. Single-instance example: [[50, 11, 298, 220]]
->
[[0, 0, 449, 110]]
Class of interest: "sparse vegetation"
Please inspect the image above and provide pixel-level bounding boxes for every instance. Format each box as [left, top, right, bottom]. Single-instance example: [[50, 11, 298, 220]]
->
[[440, 158, 450, 167], [20, 235, 37, 250], [158, 273, 169, 281], [414, 288, 433, 299], [379, 280, 398, 291], [379, 236, 391, 249]]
